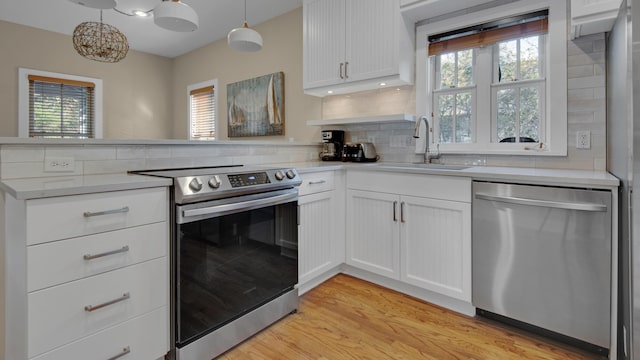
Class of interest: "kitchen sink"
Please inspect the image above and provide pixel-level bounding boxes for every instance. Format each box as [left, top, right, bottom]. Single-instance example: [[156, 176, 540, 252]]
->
[[378, 163, 470, 170]]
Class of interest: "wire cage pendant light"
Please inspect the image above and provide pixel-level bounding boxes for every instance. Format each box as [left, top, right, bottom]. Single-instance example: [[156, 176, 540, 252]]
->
[[227, 0, 262, 52], [73, 9, 129, 63]]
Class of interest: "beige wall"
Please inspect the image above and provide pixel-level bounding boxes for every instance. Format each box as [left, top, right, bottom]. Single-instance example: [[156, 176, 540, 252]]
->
[[0, 8, 322, 142], [172, 8, 322, 142], [0, 20, 174, 139]]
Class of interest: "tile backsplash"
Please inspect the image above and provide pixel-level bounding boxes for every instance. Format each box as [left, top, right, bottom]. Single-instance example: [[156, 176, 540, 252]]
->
[[320, 33, 608, 171], [0, 142, 321, 180]]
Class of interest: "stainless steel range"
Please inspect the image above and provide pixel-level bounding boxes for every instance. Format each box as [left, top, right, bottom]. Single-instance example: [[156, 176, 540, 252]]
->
[[132, 165, 301, 360]]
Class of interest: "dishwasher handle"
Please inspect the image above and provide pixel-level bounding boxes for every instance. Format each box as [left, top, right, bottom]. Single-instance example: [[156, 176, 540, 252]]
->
[[475, 193, 608, 212]]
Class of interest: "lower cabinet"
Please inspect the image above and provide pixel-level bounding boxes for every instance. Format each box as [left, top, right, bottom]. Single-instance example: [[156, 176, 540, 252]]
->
[[297, 171, 345, 292], [3, 187, 170, 360], [346, 171, 472, 302]]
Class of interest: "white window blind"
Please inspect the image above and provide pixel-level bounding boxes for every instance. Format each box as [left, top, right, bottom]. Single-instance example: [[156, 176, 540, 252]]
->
[[28, 75, 95, 138], [190, 85, 216, 140]]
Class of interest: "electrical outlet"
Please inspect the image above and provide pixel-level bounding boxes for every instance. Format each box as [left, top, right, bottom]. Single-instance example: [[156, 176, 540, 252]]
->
[[576, 130, 591, 149], [44, 157, 75, 172]]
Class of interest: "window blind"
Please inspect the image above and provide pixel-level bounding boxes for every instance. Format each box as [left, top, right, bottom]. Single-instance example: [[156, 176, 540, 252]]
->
[[28, 75, 95, 138], [428, 11, 548, 56], [190, 85, 216, 140]]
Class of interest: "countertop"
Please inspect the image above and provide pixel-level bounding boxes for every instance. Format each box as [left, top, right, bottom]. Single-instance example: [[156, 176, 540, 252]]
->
[[0, 162, 619, 200], [289, 162, 620, 189], [0, 173, 172, 200]]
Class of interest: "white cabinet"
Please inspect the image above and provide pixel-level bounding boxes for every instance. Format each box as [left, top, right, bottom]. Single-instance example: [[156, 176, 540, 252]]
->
[[3, 187, 170, 360], [346, 190, 400, 279], [303, 0, 414, 96], [346, 171, 471, 302], [571, 0, 622, 38], [298, 171, 345, 293]]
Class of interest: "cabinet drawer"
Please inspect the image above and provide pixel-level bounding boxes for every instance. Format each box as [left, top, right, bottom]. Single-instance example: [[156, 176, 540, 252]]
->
[[28, 258, 167, 358], [28, 222, 167, 292], [348, 171, 471, 202], [299, 171, 335, 196], [26, 187, 167, 245], [31, 307, 168, 360]]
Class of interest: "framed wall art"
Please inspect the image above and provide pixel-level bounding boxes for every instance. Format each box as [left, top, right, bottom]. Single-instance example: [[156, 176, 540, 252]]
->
[[227, 72, 284, 137]]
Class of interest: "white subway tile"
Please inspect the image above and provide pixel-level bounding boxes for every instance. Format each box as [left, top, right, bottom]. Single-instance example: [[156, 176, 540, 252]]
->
[[1, 146, 45, 162]]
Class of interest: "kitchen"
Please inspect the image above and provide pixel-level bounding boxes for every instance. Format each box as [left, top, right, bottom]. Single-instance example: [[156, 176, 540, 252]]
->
[[0, 0, 632, 359]]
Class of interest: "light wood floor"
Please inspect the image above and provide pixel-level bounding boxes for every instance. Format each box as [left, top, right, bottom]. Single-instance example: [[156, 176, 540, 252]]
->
[[219, 274, 604, 359]]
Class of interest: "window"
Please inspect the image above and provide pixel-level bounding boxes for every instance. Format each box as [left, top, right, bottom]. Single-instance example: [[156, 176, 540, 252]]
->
[[18, 68, 103, 138], [188, 80, 217, 140], [416, 0, 567, 156]]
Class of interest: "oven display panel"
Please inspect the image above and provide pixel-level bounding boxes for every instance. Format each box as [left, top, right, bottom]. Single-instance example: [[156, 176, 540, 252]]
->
[[228, 172, 271, 187]]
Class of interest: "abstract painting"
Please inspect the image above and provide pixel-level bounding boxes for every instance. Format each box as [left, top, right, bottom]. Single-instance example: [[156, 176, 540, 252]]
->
[[227, 72, 284, 137]]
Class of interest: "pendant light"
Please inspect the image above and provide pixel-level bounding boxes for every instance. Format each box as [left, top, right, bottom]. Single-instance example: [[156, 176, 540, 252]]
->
[[227, 0, 262, 52], [72, 9, 129, 63], [153, 0, 199, 32]]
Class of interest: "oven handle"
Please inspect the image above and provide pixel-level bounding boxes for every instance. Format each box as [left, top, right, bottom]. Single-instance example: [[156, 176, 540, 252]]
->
[[181, 191, 298, 220]]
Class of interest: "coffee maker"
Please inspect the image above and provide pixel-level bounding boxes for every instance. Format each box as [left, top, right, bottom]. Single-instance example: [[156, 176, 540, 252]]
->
[[319, 130, 344, 161]]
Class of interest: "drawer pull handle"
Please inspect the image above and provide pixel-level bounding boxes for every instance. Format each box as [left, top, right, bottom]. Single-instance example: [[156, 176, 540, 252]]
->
[[85, 292, 130, 312], [107, 346, 131, 360], [84, 207, 130, 218], [308, 180, 326, 185], [83, 246, 130, 260], [400, 202, 405, 223]]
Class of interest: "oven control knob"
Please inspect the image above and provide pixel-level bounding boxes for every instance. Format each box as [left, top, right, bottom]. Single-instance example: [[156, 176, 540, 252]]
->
[[275, 170, 285, 181], [286, 170, 296, 179], [208, 176, 221, 189], [188, 178, 203, 192]]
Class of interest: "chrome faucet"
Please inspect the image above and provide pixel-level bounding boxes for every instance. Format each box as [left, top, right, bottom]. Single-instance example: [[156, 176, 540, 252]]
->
[[413, 115, 440, 163]]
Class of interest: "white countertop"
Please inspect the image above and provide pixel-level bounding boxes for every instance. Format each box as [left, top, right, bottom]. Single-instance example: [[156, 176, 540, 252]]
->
[[0, 162, 619, 200], [0, 173, 172, 200], [289, 161, 620, 189]]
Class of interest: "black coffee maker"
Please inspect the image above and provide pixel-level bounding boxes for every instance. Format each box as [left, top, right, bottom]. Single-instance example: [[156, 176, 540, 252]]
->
[[319, 130, 344, 161]]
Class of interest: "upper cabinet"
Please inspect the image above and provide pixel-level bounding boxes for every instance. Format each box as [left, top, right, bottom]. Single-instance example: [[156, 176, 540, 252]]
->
[[303, 0, 414, 97], [571, 0, 623, 38]]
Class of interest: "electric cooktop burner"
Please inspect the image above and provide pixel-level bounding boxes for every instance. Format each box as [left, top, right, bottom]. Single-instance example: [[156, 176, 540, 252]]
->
[[130, 165, 301, 204]]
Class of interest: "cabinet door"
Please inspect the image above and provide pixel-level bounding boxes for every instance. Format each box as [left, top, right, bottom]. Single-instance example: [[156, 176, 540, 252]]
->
[[298, 191, 339, 285], [400, 196, 471, 301], [346, 190, 400, 279], [346, 0, 399, 82], [303, 0, 346, 89]]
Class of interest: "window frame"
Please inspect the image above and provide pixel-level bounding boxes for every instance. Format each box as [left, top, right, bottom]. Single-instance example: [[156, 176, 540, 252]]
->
[[415, 0, 567, 156], [187, 79, 218, 141], [18, 68, 103, 139]]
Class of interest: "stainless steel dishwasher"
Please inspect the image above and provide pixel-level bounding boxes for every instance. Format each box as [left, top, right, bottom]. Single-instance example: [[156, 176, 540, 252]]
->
[[472, 181, 611, 353]]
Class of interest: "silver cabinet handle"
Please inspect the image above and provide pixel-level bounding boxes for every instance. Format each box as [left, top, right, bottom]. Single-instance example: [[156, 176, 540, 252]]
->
[[84, 206, 130, 218], [83, 246, 130, 260], [308, 180, 326, 185], [400, 202, 405, 223], [107, 346, 131, 360], [475, 193, 608, 212], [344, 61, 349, 79], [85, 292, 130, 312], [339, 62, 344, 79], [393, 201, 398, 222]]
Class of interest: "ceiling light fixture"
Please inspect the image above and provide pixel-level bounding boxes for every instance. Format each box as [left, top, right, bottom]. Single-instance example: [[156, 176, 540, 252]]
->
[[227, 0, 263, 52], [153, 0, 198, 32], [72, 9, 129, 63], [132, 10, 151, 17]]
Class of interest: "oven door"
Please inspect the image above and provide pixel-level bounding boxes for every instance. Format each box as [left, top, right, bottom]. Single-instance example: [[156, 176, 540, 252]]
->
[[174, 188, 298, 348]]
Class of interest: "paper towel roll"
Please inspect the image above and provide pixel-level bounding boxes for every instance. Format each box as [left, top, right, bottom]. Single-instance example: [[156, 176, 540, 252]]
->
[[414, 119, 427, 154]]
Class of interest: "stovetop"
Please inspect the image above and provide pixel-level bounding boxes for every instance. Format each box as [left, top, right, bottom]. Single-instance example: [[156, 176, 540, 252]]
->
[[130, 165, 301, 204]]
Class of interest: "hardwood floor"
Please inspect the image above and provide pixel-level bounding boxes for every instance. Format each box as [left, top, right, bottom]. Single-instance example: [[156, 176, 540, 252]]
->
[[219, 274, 605, 359]]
